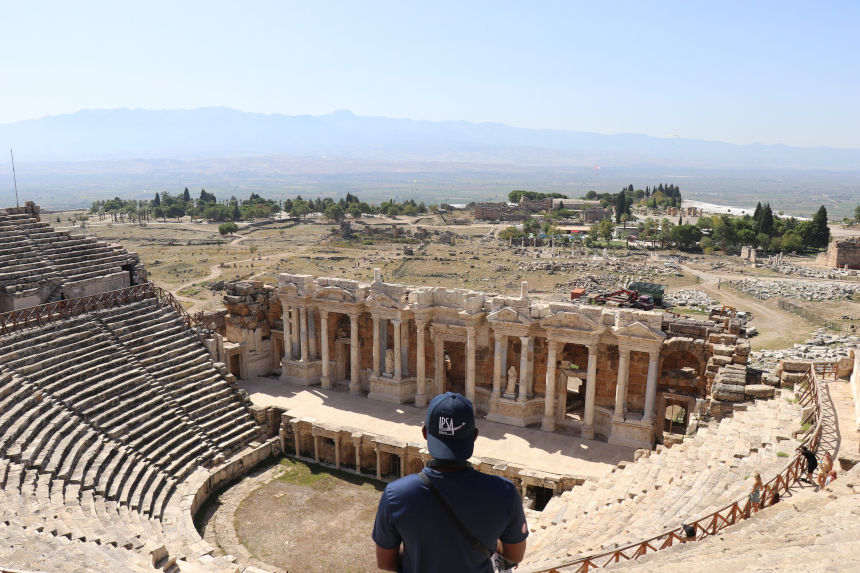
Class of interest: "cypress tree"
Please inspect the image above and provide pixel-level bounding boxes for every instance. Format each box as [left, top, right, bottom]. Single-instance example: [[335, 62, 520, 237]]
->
[[760, 204, 774, 236], [811, 206, 830, 248], [153, 192, 161, 206], [182, 187, 191, 202]]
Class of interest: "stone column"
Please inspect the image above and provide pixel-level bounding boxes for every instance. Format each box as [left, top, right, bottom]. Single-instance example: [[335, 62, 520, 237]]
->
[[375, 448, 382, 480], [299, 307, 309, 362], [492, 333, 503, 398], [518, 336, 530, 402], [541, 340, 558, 432], [614, 348, 631, 420], [320, 311, 331, 389], [291, 422, 301, 456], [291, 306, 300, 358], [400, 454, 407, 478], [349, 315, 360, 395], [392, 319, 403, 380], [283, 304, 293, 360], [435, 338, 445, 396], [334, 439, 340, 468], [466, 327, 477, 405], [313, 434, 319, 463], [416, 322, 427, 407], [581, 344, 598, 440], [353, 436, 362, 474], [308, 309, 317, 359], [372, 316, 381, 376], [643, 349, 660, 423]]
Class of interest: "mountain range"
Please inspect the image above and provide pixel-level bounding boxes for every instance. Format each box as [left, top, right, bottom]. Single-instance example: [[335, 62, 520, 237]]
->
[[2, 107, 858, 170]]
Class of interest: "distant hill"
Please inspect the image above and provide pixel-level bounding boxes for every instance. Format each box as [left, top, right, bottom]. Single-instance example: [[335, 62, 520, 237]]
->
[[1, 107, 859, 170]]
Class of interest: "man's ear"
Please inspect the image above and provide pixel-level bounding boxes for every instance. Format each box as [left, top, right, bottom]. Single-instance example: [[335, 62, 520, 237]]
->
[[422, 425, 427, 440], [474, 428, 479, 442]]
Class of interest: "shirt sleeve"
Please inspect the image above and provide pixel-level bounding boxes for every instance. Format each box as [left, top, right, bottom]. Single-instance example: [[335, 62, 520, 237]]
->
[[499, 484, 529, 545], [372, 488, 402, 550]]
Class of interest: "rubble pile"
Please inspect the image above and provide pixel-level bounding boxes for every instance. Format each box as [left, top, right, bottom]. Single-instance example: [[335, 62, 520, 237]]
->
[[749, 329, 860, 371], [663, 289, 719, 308], [727, 278, 860, 301], [759, 262, 860, 279], [553, 273, 622, 294], [492, 264, 511, 272]]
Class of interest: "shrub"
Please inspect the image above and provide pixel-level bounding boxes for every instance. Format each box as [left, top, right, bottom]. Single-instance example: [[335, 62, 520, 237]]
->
[[363, 240, 374, 246]]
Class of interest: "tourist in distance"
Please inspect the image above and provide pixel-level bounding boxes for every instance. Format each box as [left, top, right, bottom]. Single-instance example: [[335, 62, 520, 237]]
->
[[816, 452, 833, 488], [373, 392, 528, 573], [823, 470, 838, 487], [750, 473, 764, 513], [797, 446, 818, 484]]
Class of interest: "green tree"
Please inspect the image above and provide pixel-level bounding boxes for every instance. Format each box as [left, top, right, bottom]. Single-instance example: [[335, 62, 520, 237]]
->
[[348, 206, 361, 219], [699, 236, 713, 250], [153, 192, 161, 207], [810, 205, 830, 249], [598, 218, 614, 242], [218, 222, 239, 236], [153, 206, 165, 222], [167, 204, 185, 221], [782, 231, 803, 253], [585, 190, 597, 200], [760, 204, 775, 236], [231, 204, 241, 221], [854, 204, 860, 224], [182, 187, 191, 202], [324, 204, 345, 222]]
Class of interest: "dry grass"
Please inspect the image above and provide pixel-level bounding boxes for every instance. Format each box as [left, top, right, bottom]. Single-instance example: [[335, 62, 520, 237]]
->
[[233, 458, 384, 573]]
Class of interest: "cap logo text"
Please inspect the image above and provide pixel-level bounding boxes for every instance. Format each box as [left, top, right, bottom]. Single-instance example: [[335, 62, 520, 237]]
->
[[439, 416, 464, 436]]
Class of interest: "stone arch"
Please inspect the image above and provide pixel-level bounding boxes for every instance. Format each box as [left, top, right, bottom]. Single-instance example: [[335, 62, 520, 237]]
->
[[658, 337, 708, 395]]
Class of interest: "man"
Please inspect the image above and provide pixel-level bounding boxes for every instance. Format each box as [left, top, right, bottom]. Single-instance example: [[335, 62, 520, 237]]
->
[[373, 392, 528, 572], [797, 445, 818, 484]]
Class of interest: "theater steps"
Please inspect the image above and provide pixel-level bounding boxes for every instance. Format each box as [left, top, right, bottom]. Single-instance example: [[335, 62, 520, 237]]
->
[[523, 395, 803, 570]]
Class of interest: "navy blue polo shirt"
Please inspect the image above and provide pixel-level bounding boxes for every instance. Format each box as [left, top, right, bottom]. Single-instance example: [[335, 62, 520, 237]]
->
[[372, 467, 528, 573]]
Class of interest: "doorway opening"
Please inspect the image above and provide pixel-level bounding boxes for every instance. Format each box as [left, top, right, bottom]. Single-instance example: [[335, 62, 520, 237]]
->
[[526, 485, 555, 512]]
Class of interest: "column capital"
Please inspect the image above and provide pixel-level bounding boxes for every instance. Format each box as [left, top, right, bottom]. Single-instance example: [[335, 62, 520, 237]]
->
[[320, 309, 329, 320], [547, 339, 558, 352], [391, 318, 402, 326], [587, 343, 598, 354], [466, 326, 477, 336], [349, 314, 359, 324], [618, 346, 632, 358], [519, 334, 531, 344], [649, 348, 660, 361]]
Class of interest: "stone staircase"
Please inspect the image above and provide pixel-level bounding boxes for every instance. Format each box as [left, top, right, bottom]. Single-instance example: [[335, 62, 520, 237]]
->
[[0, 302, 267, 572], [598, 464, 860, 573], [522, 395, 803, 571]]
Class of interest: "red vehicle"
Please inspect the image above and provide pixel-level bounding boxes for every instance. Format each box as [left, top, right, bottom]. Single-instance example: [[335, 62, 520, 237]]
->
[[594, 289, 655, 310]]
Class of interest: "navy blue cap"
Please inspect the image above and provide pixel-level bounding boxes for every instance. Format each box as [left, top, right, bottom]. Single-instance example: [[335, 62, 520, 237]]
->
[[425, 392, 476, 461]]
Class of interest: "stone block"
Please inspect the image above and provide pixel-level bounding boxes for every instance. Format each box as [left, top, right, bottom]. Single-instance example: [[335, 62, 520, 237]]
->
[[234, 282, 256, 295], [734, 341, 751, 357], [732, 354, 749, 364], [744, 384, 775, 398], [782, 359, 813, 373], [710, 355, 733, 366], [781, 371, 806, 384], [712, 344, 735, 357], [838, 452, 860, 471], [712, 383, 745, 401]]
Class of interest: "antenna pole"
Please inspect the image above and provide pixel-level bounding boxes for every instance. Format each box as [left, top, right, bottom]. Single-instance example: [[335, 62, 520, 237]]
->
[[10, 149, 19, 207]]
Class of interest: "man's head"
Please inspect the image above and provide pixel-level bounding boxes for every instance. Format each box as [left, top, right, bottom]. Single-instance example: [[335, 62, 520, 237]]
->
[[422, 392, 477, 461]]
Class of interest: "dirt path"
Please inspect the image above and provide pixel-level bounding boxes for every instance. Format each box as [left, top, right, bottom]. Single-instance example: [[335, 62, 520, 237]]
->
[[679, 264, 813, 351]]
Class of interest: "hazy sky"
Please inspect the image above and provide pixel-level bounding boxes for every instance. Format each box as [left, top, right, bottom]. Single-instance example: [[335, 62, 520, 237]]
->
[[1, 1, 858, 148]]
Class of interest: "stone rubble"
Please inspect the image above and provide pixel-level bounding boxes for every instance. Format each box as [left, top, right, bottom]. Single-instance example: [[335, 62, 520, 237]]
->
[[662, 289, 719, 308], [749, 328, 860, 371], [727, 278, 860, 301]]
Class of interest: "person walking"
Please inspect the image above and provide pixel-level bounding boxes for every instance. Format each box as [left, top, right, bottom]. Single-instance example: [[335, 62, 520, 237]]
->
[[797, 446, 818, 484], [750, 473, 764, 513], [373, 392, 528, 573]]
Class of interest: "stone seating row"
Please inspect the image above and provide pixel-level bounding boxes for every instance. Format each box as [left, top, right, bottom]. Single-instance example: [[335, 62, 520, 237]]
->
[[0, 211, 130, 297], [0, 318, 214, 489], [0, 300, 267, 572], [596, 465, 860, 573], [96, 300, 260, 455], [523, 395, 802, 568]]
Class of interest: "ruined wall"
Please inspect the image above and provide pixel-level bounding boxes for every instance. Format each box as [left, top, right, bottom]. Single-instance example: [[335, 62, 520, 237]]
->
[[824, 237, 860, 269]]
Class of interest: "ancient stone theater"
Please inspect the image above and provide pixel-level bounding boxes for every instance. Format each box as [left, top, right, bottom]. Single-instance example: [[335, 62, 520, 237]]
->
[[0, 202, 854, 573]]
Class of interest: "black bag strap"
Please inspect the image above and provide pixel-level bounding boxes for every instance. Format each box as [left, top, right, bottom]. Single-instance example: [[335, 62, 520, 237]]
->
[[419, 471, 493, 561]]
